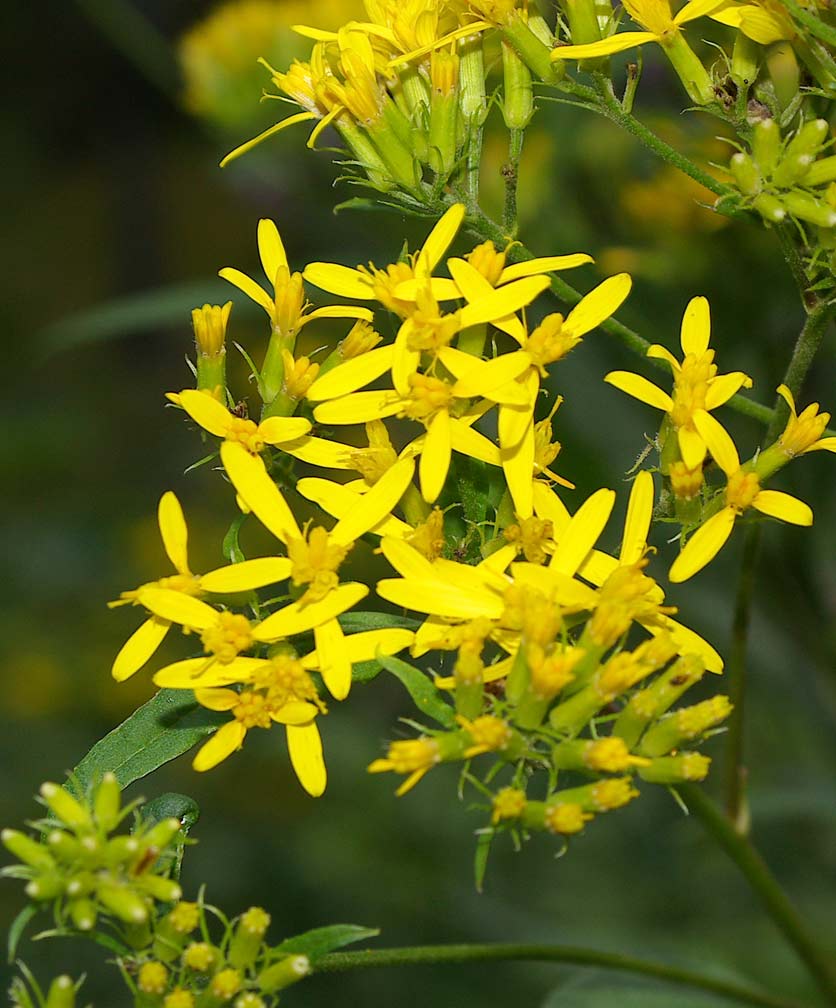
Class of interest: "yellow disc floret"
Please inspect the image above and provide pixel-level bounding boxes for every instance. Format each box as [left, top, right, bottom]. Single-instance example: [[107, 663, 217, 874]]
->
[[201, 613, 254, 664]]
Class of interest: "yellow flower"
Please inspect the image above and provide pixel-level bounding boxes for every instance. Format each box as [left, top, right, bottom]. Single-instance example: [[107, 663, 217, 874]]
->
[[172, 389, 311, 455], [220, 441, 416, 698], [710, 0, 795, 44], [441, 267, 631, 516], [220, 219, 374, 338], [774, 384, 836, 458], [109, 492, 291, 681], [553, 0, 726, 103], [669, 411, 814, 582], [605, 297, 752, 470]]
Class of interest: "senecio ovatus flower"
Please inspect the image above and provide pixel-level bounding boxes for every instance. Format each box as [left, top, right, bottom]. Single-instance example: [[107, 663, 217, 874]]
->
[[604, 297, 752, 470]]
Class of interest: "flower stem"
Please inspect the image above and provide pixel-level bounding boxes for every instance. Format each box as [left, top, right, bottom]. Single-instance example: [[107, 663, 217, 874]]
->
[[681, 784, 836, 1005], [723, 298, 835, 826], [315, 942, 807, 1008], [503, 128, 525, 235]]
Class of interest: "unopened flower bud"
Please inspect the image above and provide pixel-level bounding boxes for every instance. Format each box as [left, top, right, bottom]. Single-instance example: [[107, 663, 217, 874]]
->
[[39, 783, 91, 830], [640, 696, 732, 757], [730, 152, 761, 195], [229, 906, 271, 968], [3, 829, 55, 870], [93, 772, 122, 832], [137, 961, 169, 995], [44, 976, 76, 1008], [68, 898, 98, 931], [639, 752, 711, 783], [782, 190, 836, 228], [751, 118, 781, 174], [257, 955, 310, 994]]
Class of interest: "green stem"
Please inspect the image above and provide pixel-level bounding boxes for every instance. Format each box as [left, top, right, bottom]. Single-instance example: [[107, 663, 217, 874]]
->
[[74, 0, 179, 100], [315, 943, 807, 1008], [503, 128, 524, 235], [591, 75, 732, 199], [682, 785, 836, 1005]]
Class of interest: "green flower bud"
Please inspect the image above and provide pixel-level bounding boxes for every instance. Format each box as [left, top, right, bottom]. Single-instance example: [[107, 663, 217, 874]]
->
[[93, 773, 122, 832], [47, 829, 81, 862], [638, 752, 711, 783], [639, 696, 732, 757], [182, 941, 220, 972], [97, 882, 149, 924], [68, 898, 98, 931], [786, 118, 829, 160], [729, 152, 762, 196], [104, 835, 141, 867], [39, 784, 91, 830], [136, 874, 183, 903], [141, 817, 182, 852], [257, 955, 310, 994], [229, 907, 271, 968], [752, 192, 786, 223], [803, 155, 836, 186], [782, 190, 836, 227], [772, 152, 814, 188], [25, 873, 64, 901], [751, 118, 781, 174], [2, 829, 55, 870], [44, 976, 75, 1008], [613, 654, 705, 747], [502, 41, 533, 130], [65, 871, 96, 898]]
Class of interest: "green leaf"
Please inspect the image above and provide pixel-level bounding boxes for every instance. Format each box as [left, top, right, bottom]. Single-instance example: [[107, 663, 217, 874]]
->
[[140, 792, 200, 832], [338, 611, 421, 633], [39, 280, 242, 357], [73, 690, 226, 790], [7, 904, 39, 962], [377, 654, 456, 728], [474, 828, 494, 894], [274, 924, 379, 965]]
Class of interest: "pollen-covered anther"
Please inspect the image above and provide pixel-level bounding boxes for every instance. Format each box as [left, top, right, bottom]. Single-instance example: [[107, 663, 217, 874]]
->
[[271, 267, 306, 337], [349, 420, 398, 485], [524, 314, 581, 372], [167, 901, 200, 934], [402, 373, 455, 421], [670, 352, 716, 426], [504, 515, 555, 564], [359, 261, 415, 316], [583, 737, 649, 773], [780, 403, 831, 456], [281, 349, 320, 400], [183, 942, 217, 972], [288, 525, 350, 603], [502, 584, 562, 646], [459, 715, 513, 756], [595, 652, 647, 700], [591, 778, 639, 811], [256, 655, 325, 712], [138, 962, 169, 996], [466, 241, 508, 286], [407, 507, 446, 560], [528, 644, 582, 700], [725, 469, 761, 511], [210, 968, 242, 1000], [340, 320, 383, 359], [201, 612, 254, 664], [164, 989, 195, 1008], [406, 289, 461, 353], [669, 460, 704, 500], [371, 738, 441, 774], [232, 691, 273, 730], [676, 695, 733, 738], [491, 787, 527, 823], [544, 802, 592, 835], [225, 416, 264, 454]]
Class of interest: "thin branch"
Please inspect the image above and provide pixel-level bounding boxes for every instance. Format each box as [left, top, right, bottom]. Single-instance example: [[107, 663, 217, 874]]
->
[[315, 942, 808, 1008]]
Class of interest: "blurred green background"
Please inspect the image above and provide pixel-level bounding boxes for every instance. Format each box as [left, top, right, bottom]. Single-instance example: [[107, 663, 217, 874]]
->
[[3, 2, 836, 1005]]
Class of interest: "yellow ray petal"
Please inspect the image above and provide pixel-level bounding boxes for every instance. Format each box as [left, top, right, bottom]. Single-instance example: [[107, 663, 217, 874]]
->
[[194, 687, 239, 711], [376, 577, 503, 619], [499, 401, 534, 452], [552, 31, 658, 60], [692, 410, 739, 475], [807, 438, 836, 453], [445, 349, 531, 401], [257, 416, 312, 446], [604, 371, 673, 412], [158, 491, 190, 575], [449, 419, 502, 466], [154, 656, 267, 688], [420, 411, 451, 503], [219, 111, 316, 168], [565, 273, 632, 337], [281, 435, 353, 469], [678, 424, 707, 471], [392, 319, 421, 398], [478, 543, 517, 576], [314, 618, 352, 700], [303, 305, 375, 325], [646, 343, 681, 371], [394, 276, 462, 302], [532, 481, 572, 533], [679, 296, 710, 356], [302, 627, 414, 669], [704, 371, 752, 410], [270, 701, 320, 725], [332, 457, 415, 544], [200, 557, 292, 593], [112, 617, 170, 682], [220, 441, 301, 543], [412, 614, 453, 657], [379, 536, 436, 578], [296, 477, 411, 536], [218, 267, 274, 316], [257, 218, 288, 286], [178, 388, 232, 438], [287, 722, 327, 796], [416, 203, 466, 276], [313, 390, 401, 425], [550, 488, 615, 576], [138, 588, 218, 630], [502, 418, 535, 519], [307, 346, 394, 401], [621, 470, 654, 564], [668, 507, 736, 582], [193, 722, 246, 771], [459, 276, 550, 329], [577, 549, 619, 586], [302, 262, 372, 299], [498, 254, 593, 283], [752, 490, 813, 526], [253, 583, 368, 641], [676, 0, 730, 23], [650, 618, 723, 673]]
